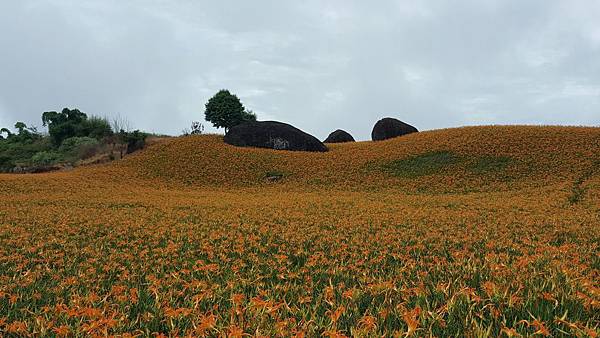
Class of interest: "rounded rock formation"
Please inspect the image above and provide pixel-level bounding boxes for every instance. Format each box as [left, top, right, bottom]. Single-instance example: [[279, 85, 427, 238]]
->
[[371, 118, 418, 141], [224, 121, 328, 152], [324, 129, 355, 143]]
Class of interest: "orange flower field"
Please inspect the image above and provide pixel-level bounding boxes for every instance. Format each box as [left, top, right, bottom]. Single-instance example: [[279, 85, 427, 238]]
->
[[0, 126, 599, 336]]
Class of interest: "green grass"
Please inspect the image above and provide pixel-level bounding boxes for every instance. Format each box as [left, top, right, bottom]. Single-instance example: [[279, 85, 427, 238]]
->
[[380, 151, 516, 183], [469, 156, 512, 174], [382, 151, 460, 178]]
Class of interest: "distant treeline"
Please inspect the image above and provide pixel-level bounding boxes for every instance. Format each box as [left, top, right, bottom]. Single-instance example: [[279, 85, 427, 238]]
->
[[0, 89, 266, 173], [0, 108, 148, 173]]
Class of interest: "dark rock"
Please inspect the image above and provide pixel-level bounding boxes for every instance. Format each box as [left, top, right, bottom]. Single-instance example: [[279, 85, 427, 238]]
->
[[371, 118, 418, 141], [224, 121, 328, 152], [324, 129, 355, 143], [265, 173, 284, 182], [265, 170, 285, 182]]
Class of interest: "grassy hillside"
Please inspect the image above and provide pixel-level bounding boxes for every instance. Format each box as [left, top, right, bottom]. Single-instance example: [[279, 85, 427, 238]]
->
[[3, 125, 598, 193], [0, 126, 599, 336], [114, 125, 600, 192]]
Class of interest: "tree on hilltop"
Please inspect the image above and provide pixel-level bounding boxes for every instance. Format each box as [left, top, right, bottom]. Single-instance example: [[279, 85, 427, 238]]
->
[[204, 90, 256, 133]]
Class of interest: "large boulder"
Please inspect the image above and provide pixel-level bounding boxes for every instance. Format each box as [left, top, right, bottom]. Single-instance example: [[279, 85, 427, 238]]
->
[[324, 129, 355, 143], [371, 118, 418, 141], [224, 121, 328, 152]]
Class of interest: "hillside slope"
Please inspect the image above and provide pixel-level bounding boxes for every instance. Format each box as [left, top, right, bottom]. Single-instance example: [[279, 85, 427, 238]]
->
[[1, 125, 599, 336], [114, 125, 600, 193]]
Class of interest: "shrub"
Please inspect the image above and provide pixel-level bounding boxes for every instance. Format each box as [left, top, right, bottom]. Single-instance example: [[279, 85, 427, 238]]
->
[[31, 151, 62, 166], [0, 136, 52, 171], [119, 130, 148, 154], [59, 137, 101, 161], [59, 137, 99, 152], [83, 116, 113, 140]]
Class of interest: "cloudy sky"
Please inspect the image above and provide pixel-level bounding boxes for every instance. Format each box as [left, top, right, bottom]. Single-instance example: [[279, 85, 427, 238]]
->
[[1, 0, 599, 140]]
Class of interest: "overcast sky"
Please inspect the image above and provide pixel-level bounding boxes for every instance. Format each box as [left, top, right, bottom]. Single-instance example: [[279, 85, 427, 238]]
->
[[1, 0, 599, 140]]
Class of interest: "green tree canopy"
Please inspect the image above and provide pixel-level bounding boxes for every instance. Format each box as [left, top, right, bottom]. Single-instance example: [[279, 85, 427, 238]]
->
[[42, 108, 112, 145], [0, 128, 12, 140], [0, 122, 41, 143], [204, 90, 256, 133], [14, 122, 28, 134]]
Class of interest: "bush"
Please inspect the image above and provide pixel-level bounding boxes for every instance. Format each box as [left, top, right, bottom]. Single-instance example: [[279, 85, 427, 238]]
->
[[59, 137, 101, 161], [119, 130, 148, 154], [31, 151, 62, 166], [59, 137, 99, 152], [83, 116, 113, 140], [0, 136, 53, 171]]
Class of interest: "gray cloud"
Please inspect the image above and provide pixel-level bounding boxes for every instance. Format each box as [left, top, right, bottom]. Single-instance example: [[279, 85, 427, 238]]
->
[[1, 0, 599, 140]]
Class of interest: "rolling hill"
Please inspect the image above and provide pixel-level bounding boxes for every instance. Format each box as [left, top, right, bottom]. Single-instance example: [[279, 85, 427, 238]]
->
[[0, 125, 599, 336], [118, 125, 600, 195]]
